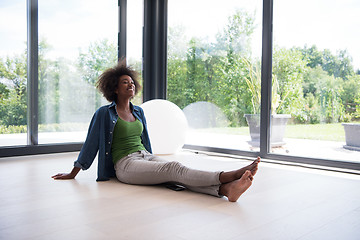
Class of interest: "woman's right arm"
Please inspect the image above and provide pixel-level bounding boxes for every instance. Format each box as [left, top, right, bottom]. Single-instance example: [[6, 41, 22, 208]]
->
[[51, 108, 102, 180], [51, 167, 81, 180]]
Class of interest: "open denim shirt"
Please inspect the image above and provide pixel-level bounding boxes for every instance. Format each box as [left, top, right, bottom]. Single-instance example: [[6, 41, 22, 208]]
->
[[74, 102, 152, 181]]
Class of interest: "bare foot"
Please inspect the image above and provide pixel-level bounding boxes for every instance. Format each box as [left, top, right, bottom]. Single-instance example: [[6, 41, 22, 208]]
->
[[220, 170, 253, 202], [219, 157, 260, 183], [243, 156, 260, 176]]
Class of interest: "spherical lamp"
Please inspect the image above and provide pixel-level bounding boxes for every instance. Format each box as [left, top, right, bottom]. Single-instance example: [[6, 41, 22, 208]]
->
[[140, 99, 188, 155]]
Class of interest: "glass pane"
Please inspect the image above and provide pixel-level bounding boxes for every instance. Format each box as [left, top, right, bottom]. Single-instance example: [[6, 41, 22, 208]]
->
[[167, 0, 262, 151], [0, 0, 27, 147], [127, 0, 143, 105], [272, 0, 360, 162], [38, 0, 117, 144]]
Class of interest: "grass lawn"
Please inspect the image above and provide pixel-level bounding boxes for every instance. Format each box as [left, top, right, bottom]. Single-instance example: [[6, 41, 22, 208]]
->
[[195, 123, 346, 142], [284, 123, 345, 142]]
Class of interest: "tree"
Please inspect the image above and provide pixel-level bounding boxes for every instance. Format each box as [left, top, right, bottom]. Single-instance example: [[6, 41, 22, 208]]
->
[[341, 74, 360, 118], [0, 91, 27, 126], [303, 66, 329, 97], [0, 82, 9, 99], [0, 53, 27, 126], [299, 45, 354, 80], [319, 76, 344, 123], [335, 49, 354, 80], [300, 44, 358, 121], [272, 47, 306, 119], [37, 39, 60, 124], [77, 39, 117, 109], [299, 45, 323, 69], [0, 54, 27, 97], [212, 10, 256, 126], [215, 9, 256, 62], [167, 10, 257, 127]]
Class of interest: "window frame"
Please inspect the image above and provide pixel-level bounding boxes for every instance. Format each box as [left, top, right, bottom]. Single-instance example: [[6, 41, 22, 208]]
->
[[1, 0, 359, 174]]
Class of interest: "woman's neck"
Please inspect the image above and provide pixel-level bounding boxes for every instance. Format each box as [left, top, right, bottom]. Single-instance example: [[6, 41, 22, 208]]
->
[[115, 98, 135, 122], [116, 98, 131, 112]]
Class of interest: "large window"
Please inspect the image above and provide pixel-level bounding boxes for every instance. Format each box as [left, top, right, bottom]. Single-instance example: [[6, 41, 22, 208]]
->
[[37, 0, 117, 144], [167, 0, 360, 168], [1, 0, 359, 170], [272, 0, 360, 163], [167, 0, 263, 152], [0, 0, 117, 147], [0, 0, 27, 147]]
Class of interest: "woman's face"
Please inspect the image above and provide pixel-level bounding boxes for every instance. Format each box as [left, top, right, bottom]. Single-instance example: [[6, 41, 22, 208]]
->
[[115, 75, 135, 99]]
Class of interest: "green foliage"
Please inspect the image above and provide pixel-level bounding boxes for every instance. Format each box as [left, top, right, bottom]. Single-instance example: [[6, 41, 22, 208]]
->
[[303, 93, 321, 124], [354, 98, 360, 120], [0, 124, 27, 134], [0, 90, 27, 126], [216, 55, 252, 126], [167, 10, 257, 127], [303, 66, 328, 96], [0, 54, 27, 97], [1, 8, 360, 135], [272, 47, 306, 117], [0, 82, 9, 98], [167, 9, 359, 127], [37, 39, 60, 124], [299, 45, 354, 80], [243, 58, 286, 115], [342, 74, 360, 111], [38, 122, 88, 132], [77, 39, 117, 109], [215, 9, 256, 59], [0, 53, 27, 126], [78, 39, 117, 85], [302, 66, 347, 123], [0, 38, 117, 130], [321, 76, 344, 123], [167, 58, 188, 108], [0, 122, 88, 134], [243, 58, 261, 114]]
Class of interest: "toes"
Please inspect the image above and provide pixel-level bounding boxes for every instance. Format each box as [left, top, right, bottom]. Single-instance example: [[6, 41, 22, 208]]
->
[[243, 170, 251, 178], [242, 170, 254, 181]]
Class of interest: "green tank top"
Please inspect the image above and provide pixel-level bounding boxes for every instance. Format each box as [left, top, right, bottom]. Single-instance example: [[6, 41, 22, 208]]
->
[[111, 117, 146, 164]]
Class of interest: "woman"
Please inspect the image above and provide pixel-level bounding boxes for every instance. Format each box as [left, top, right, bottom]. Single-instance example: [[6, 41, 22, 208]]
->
[[52, 63, 260, 202]]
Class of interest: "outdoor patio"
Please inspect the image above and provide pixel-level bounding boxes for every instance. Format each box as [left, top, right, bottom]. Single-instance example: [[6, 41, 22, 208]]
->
[[1, 130, 359, 164], [185, 131, 360, 164]]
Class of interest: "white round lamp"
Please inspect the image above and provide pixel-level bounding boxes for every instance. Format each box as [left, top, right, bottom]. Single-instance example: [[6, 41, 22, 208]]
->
[[140, 99, 188, 155]]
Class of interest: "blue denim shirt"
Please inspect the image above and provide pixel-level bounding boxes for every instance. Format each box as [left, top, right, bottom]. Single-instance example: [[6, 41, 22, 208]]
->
[[74, 102, 152, 181]]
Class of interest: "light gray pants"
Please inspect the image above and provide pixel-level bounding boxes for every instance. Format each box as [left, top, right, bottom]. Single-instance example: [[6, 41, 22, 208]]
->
[[114, 150, 222, 197]]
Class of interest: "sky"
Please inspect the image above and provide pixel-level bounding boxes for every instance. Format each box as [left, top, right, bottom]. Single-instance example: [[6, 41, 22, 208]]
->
[[273, 0, 360, 69], [168, 0, 360, 70], [1, 0, 359, 70], [0, 0, 117, 60]]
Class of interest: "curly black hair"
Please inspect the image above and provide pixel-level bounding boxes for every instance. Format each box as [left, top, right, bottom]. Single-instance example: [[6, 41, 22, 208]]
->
[[96, 62, 142, 102]]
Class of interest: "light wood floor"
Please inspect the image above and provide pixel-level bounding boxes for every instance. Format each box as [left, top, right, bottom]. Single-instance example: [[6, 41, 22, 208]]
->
[[0, 151, 359, 240]]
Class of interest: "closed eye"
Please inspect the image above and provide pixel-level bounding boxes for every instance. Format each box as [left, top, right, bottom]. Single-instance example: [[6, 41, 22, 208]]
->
[[123, 81, 134, 85]]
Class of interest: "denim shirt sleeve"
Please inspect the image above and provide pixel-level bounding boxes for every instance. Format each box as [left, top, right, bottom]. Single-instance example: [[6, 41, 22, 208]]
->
[[74, 108, 101, 170], [74, 105, 117, 181]]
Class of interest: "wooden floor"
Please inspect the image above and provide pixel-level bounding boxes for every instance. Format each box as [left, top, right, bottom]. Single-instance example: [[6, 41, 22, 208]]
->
[[0, 151, 359, 240]]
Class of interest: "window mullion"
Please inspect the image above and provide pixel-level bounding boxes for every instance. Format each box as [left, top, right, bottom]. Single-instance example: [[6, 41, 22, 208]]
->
[[27, 0, 39, 145], [260, 0, 273, 157]]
